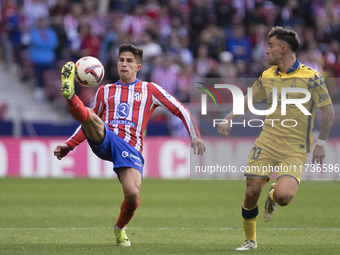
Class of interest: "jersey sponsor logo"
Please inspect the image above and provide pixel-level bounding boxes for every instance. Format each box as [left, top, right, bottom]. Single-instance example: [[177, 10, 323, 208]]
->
[[118, 103, 130, 118], [134, 92, 143, 102], [110, 119, 136, 127], [130, 153, 141, 162], [319, 93, 330, 102], [122, 151, 129, 158]]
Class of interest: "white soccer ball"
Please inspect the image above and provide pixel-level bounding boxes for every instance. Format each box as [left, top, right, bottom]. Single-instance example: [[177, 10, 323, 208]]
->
[[75, 56, 105, 87]]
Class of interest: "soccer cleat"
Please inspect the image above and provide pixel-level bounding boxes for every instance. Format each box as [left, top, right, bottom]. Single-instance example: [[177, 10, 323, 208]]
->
[[262, 183, 278, 222], [61, 62, 75, 99], [235, 239, 257, 250], [114, 225, 131, 246]]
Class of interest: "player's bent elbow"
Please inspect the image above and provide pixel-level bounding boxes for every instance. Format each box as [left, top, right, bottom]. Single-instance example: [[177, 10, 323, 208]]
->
[[86, 107, 95, 116]]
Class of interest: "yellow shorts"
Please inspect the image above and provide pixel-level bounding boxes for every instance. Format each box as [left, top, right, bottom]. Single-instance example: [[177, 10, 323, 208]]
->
[[244, 139, 307, 184]]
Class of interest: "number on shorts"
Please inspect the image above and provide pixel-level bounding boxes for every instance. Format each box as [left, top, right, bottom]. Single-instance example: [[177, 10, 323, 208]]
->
[[251, 147, 262, 160]]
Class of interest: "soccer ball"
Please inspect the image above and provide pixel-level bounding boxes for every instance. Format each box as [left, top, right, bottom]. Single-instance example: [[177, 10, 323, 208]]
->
[[75, 56, 105, 87]]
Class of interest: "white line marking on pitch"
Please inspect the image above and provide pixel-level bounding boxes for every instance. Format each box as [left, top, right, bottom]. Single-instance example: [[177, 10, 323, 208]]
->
[[0, 227, 339, 231]]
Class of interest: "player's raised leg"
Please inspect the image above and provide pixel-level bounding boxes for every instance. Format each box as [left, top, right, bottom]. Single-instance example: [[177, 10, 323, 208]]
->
[[262, 182, 277, 222], [61, 62, 90, 123], [61, 62, 105, 145], [114, 167, 142, 246], [236, 177, 266, 250], [263, 176, 299, 222]]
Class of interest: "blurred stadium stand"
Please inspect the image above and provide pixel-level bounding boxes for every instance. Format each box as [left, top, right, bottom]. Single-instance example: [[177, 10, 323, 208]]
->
[[0, 0, 339, 137], [0, 60, 76, 136]]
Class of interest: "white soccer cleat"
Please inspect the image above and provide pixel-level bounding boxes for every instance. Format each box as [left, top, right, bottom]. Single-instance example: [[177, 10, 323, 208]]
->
[[262, 183, 278, 222], [235, 239, 257, 250]]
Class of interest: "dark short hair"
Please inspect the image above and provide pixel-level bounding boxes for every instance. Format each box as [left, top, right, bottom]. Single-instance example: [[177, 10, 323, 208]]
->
[[118, 44, 143, 63], [268, 26, 300, 52]]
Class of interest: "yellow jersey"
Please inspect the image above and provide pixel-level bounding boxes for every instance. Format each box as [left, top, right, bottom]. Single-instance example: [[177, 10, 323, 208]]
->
[[251, 60, 332, 153]]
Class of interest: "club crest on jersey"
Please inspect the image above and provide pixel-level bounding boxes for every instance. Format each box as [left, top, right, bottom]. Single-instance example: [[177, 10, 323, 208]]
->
[[134, 92, 143, 102]]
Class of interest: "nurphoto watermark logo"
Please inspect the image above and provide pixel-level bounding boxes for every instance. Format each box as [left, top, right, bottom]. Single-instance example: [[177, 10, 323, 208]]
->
[[197, 81, 312, 128]]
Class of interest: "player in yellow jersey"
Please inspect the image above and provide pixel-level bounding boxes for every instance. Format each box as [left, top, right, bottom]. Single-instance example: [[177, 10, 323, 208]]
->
[[218, 26, 334, 250]]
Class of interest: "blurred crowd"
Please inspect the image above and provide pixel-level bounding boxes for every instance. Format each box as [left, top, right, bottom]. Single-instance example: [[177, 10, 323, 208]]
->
[[1, 0, 340, 107]]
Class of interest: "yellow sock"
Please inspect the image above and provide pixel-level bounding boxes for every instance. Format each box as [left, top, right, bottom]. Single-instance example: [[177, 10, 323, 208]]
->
[[269, 189, 275, 202], [243, 216, 258, 240], [242, 205, 258, 240]]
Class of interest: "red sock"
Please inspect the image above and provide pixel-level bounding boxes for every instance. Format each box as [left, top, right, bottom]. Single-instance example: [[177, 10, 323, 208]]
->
[[67, 95, 89, 123], [116, 198, 140, 229]]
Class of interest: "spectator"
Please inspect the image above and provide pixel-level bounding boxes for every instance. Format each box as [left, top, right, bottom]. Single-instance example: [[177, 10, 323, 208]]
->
[[50, 14, 68, 62], [120, 5, 149, 44], [244, 3, 267, 29], [24, 0, 49, 27], [194, 44, 215, 77], [85, 5, 106, 38], [0, 0, 17, 69], [215, 0, 235, 39], [235, 59, 249, 78], [28, 17, 58, 100], [176, 64, 197, 103], [205, 24, 226, 59], [179, 36, 194, 66], [50, 0, 68, 17], [205, 60, 220, 78], [138, 31, 162, 80], [157, 5, 171, 43], [78, 22, 101, 58], [227, 24, 252, 62], [218, 51, 237, 78], [64, 3, 83, 54], [100, 21, 118, 66], [275, 0, 304, 27], [7, 2, 27, 74], [0, 101, 8, 121], [151, 54, 178, 96], [190, 0, 209, 42]]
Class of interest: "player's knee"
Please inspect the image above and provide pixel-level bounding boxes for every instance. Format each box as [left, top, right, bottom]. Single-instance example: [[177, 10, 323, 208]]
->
[[245, 187, 261, 201], [275, 193, 293, 206], [124, 188, 139, 203]]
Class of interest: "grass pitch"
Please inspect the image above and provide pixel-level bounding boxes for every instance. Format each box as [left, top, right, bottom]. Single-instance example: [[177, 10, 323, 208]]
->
[[0, 178, 339, 254]]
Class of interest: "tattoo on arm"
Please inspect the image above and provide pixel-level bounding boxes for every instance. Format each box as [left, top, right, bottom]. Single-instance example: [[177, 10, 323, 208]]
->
[[319, 104, 334, 141]]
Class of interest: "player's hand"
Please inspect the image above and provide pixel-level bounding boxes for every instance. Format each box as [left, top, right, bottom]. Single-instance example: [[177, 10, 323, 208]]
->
[[312, 145, 325, 165], [54, 144, 71, 160], [217, 118, 232, 137], [191, 138, 206, 156]]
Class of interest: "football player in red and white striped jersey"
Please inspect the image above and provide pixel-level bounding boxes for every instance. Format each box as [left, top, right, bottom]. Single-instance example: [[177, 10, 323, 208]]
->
[[54, 44, 205, 246]]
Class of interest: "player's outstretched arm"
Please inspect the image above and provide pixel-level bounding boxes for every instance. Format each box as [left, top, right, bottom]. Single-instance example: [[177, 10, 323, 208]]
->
[[54, 144, 72, 160], [218, 95, 249, 137], [312, 104, 334, 165], [191, 138, 206, 156]]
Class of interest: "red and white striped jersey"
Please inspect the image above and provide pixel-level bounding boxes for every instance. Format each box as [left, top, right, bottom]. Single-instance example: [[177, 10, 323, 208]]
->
[[66, 79, 201, 153]]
